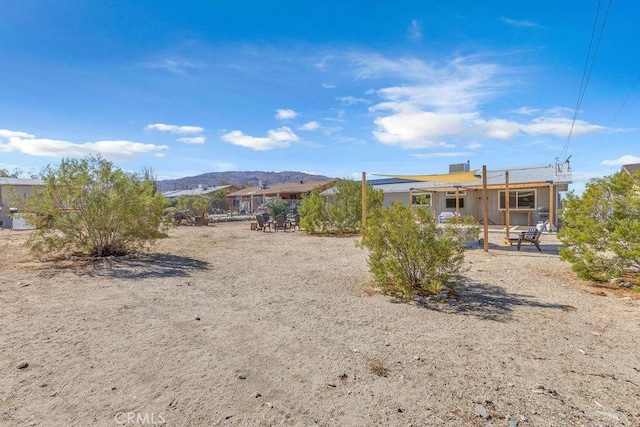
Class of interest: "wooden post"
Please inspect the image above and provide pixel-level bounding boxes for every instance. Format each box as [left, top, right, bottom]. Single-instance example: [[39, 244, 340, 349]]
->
[[433, 191, 437, 221], [409, 188, 413, 211], [361, 172, 367, 237], [455, 186, 460, 220], [548, 183, 555, 232], [505, 171, 510, 239], [482, 165, 489, 252]]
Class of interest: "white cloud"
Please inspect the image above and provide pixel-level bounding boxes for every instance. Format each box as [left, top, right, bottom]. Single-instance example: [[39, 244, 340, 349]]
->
[[475, 116, 606, 139], [601, 155, 640, 166], [370, 104, 475, 148], [467, 142, 483, 149], [0, 129, 168, 160], [408, 20, 422, 41], [145, 123, 204, 134], [275, 109, 298, 120], [355, 54, 610, 148], [220, 127, 300, 151], [322, 83, 336, 89], [299, 121, 320, 131], [0, 129, 35, 139], [501, 17, 541, 28], [337, 96, 371, 105], [177, 136, 206, 144], [145, 59, 200, 74]]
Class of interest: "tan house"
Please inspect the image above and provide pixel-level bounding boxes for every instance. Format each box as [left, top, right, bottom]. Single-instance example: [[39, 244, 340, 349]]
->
[[0, 178, 44, 229], [367, 162, 571, 231], [226, 180, 336, 214]]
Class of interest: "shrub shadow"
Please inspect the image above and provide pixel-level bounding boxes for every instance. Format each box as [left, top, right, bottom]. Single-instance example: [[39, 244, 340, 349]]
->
[[418, 282, 576, 322], [39, 254, 210, 280]]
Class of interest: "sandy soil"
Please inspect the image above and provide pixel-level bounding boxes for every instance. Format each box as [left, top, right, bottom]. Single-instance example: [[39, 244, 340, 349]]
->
[[1, 222, 639, 426]]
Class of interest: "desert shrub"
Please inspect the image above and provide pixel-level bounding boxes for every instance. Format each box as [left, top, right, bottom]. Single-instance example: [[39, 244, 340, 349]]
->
[[20, 155, 171, 258], [558, 171, 640, 281], [265, 198, 290, 217], [299, 179, 383, 235], [176, 196, 210, 215], [360, 202, 476, 297]]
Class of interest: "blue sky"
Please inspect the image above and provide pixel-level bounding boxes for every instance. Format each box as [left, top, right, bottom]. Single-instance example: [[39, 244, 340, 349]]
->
[[1, 1, 638, 192]]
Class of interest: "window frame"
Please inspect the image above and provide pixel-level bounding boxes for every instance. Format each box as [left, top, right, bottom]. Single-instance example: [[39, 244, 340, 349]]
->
[[498, 189, 536, 210]]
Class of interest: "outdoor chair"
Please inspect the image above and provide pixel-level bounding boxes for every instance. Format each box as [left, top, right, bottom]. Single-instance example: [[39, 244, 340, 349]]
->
[[273, 213, 288, 232], [289, 214, 301, 231], [255, 214, 271, 232], [437, 211, 459, 223], [507, 227, 542, 251]]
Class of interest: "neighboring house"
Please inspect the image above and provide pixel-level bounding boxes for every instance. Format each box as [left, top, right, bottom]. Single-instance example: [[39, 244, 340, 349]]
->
[[0, 178, 44, 229], [226, 180, 337, 214], [163, 184, 239, 212], [620, 163, 640, 175], [364, 162, 572, 230]]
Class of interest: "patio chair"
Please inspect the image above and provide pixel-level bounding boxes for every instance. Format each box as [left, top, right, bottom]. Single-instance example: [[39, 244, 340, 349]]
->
[[437, 211, 459, 223], [255, 214, 271, 232], [273, 213, 288, 232], [507, 227, 542, 251], [289, 214, 301, 231]]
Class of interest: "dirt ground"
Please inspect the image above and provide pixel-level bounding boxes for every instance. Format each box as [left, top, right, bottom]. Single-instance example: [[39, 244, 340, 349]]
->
[[1, 222, 639, 426]]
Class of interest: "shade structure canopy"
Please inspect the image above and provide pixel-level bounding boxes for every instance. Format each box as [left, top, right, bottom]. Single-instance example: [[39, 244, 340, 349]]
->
[[371, 170, 481, 183]]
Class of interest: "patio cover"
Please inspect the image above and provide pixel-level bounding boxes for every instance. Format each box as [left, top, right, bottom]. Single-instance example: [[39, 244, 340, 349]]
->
[[371, 170, 481, 183]]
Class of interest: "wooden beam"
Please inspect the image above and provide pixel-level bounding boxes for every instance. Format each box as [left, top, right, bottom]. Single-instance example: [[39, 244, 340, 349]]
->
[[482, 165, 489, 252], [548, 183, 554, 232], [361, 172, 367, 237], [505, 171, 510, 238]]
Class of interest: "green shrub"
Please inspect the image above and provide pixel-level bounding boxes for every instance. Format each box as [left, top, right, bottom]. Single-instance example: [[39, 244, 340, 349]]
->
[[265, 198, 290, 217], [360, 202, 475, 297], [298, 179, 383, 235], [176, 196, 210, 215], [20, 155, 171, 258], [558, 171, 640, 281]]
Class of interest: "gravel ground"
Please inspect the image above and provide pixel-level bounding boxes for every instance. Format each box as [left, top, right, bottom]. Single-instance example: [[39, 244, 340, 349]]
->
[[1, 223, 639, 426]]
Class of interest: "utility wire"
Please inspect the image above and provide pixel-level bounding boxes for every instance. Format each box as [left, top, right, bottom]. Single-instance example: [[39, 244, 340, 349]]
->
[[560, 0, 614, 161]]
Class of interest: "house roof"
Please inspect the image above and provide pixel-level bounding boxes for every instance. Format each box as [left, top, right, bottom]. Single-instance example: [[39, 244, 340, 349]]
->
[[226, 180, 336, 197], [621, 163, 640, 175], [357, 163, 572, 194], [163, 184, 234, 198], [0, 178, 44, 186]]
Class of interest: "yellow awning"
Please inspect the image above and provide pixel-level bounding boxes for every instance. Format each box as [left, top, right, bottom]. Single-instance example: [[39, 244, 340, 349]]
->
[[371, 169, 481, 183]]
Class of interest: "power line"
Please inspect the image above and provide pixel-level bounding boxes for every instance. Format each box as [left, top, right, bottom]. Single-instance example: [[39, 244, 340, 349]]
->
[[560, 0, 614, 161]]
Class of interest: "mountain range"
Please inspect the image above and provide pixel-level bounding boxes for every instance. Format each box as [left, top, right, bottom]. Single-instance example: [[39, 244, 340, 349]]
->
[[157, 171, 335, 192]]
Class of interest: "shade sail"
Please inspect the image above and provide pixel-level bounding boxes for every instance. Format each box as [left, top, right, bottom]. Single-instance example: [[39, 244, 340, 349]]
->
[[371, 169, 481, 183]]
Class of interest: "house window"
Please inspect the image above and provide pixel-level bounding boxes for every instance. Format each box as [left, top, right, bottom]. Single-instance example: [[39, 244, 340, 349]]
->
[[445, 198, 464, 209], [411, 192, 432, 207], [499, 190, 536, 209]]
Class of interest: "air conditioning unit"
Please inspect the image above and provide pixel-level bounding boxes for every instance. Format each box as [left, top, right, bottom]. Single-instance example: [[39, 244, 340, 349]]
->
[[449, 161, 470, 173]]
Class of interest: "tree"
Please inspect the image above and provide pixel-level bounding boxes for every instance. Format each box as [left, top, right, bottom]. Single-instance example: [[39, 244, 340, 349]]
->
[[265, 198, 289, 217], [0, 168, 22, 178], [360, 202, 476, 297], [298, 179, 383, 235], [558, 171, 640, 281], [20, 156, 171, 258]]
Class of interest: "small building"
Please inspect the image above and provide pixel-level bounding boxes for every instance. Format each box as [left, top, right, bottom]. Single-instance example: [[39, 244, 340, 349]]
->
[[366, 162, 571, 230], [620, 163, 640, 176], [226, 180, 337, 214], [163, 184, 239, 212], [0, 178, 44, 230]]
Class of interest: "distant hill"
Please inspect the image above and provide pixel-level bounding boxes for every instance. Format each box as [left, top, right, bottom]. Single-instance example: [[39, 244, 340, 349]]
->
[[157, 171, 335, 192]]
